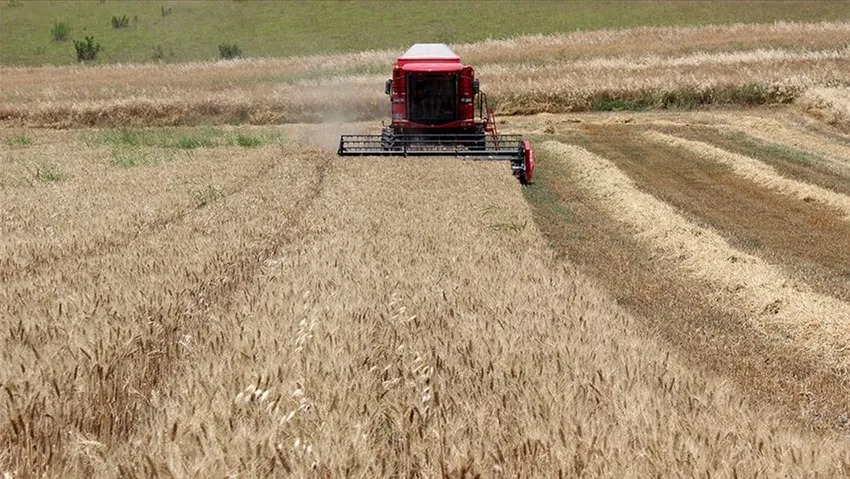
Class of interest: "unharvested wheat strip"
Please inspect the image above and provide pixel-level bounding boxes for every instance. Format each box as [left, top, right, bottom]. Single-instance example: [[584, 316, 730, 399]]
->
[[110, 145, 850, 476], [544, 140, 850, 373], [3, 22, 847, 95], [644, 131, 850, 220]]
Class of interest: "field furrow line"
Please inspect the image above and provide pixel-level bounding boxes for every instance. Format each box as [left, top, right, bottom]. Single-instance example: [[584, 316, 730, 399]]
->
[[644, 130, 850, 220], [186, 151, 332, 319], [543, 140, 850, 374]]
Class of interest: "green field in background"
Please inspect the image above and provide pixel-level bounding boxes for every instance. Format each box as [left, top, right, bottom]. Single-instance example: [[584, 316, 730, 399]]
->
[[2, 0, 849, 66]]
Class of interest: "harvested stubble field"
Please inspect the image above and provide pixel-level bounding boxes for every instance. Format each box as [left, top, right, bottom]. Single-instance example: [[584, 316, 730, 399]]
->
[[5, 20, 850, 478]]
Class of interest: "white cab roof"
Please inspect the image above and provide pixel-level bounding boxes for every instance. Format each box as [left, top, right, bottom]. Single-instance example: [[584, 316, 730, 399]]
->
[[399, 44, 459, 60]]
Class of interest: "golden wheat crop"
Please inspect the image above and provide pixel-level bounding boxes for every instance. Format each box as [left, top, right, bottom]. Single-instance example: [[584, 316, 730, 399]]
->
[[2, 123, 850, 476]]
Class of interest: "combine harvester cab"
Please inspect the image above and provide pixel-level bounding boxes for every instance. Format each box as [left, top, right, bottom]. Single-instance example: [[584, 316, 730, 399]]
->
[[338, 44, 534, 184]]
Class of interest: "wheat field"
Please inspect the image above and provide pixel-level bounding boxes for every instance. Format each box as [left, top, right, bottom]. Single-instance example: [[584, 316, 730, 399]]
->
[[5, 20, 850, 477], [4, 124, 850, 476]]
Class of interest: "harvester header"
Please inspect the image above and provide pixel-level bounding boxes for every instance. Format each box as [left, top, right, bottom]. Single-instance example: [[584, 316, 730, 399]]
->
[[338, 43, 534, 184]]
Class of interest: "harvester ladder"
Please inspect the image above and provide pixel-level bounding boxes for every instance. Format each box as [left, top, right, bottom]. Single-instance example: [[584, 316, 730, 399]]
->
[[479, 91, 500, 149]]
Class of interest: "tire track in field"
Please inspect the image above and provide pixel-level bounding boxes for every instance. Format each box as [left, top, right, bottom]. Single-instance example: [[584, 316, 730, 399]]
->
[[0, 149, 332, 473], [0, 152, 278, 283], [111, 150, 333, 476]]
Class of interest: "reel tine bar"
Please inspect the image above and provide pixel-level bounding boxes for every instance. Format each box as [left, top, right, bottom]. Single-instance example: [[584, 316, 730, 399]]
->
[[338, 133, 524, 160]]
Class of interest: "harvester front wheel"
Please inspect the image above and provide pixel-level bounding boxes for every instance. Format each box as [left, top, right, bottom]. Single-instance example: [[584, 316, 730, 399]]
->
[[380, 128, 397, 151]]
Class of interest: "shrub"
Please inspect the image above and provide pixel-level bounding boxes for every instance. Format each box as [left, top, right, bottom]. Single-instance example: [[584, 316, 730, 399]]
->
[[218, 43, 242, 60], [152, 44, 172, 62], [175, 136, 215, 149], [73, 36, 101, 62], [51, 21, 70, 42], [111, 151, 152, 168], [111, 14, 130, 29], [6, 134, 32, 147], [31, 165, 64, 183], [235, 134, 262, 148]]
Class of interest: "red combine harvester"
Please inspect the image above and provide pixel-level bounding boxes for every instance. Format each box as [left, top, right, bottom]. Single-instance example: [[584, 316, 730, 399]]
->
[[338, 44, 534, 184]]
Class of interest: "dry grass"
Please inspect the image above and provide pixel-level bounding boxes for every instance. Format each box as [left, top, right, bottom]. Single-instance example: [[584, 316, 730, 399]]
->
[[5, 127, 850, 476], [2, 22, 850, 127]]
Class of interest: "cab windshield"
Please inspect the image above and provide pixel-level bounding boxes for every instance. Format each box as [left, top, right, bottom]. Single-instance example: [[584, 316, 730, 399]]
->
[[407, 73, 457, 125]]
